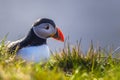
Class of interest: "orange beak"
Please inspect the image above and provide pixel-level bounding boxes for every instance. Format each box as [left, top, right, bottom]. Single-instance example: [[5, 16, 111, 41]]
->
[[52, 27, 64, 42]]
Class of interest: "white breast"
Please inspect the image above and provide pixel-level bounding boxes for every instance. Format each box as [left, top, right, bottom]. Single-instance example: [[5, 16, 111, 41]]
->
[[17, 45, 50, 62]]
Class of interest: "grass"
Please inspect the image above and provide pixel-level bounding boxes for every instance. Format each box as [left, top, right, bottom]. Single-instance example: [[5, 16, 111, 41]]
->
[[0, 39, 120, 80]]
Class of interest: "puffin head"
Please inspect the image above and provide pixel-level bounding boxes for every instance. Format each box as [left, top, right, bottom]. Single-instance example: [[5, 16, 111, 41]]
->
[[32, 18, 64, 42]]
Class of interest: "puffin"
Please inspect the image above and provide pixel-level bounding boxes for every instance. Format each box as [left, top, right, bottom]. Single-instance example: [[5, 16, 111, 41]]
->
[[7, 18, 64, 62]]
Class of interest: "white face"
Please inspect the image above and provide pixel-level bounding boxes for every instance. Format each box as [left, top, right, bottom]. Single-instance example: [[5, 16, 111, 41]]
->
[[32, 23, 57, 39]]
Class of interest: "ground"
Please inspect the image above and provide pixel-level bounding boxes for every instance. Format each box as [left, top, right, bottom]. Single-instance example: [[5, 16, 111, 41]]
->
[[0, 39, 120, 80]]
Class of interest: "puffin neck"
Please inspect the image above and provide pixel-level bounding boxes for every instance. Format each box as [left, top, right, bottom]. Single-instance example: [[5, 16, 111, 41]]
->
[[20, 28, 47, 47]]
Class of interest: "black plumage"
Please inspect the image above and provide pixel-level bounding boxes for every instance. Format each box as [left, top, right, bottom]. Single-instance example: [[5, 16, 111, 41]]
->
[[8, 28, 46, 53], [33, 18, 56, 28]]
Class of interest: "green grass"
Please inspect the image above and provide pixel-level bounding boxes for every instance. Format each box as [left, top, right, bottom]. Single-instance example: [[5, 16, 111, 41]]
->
[[0, 39, 120, 80]]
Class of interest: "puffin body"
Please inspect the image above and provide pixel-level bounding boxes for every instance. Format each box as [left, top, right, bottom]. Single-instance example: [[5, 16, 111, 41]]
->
[[18, 45, 50, 62], [8, 18, 64, 62]]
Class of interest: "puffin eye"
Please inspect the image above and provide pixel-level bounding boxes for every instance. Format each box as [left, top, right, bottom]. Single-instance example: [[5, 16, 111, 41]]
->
[[45, 25, 49, 30]]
